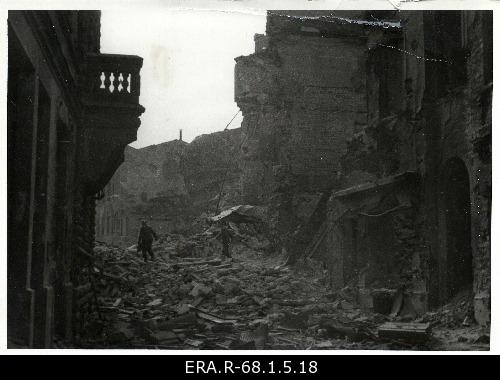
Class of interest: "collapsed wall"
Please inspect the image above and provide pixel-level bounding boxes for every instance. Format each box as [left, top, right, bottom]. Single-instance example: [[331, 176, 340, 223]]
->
[[96, 10, 491, 326], [182, 129, 242, 213], [234, 10, 491, 325], [235, 11, 372, 256], [95, 128, 242, 246]]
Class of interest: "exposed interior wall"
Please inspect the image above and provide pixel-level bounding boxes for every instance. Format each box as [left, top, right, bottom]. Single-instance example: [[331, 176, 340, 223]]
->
[[331, 11, 491, 323], [421, 11, 491, 324], [235, 12, 377, 256], [234, 11, 491, 324]]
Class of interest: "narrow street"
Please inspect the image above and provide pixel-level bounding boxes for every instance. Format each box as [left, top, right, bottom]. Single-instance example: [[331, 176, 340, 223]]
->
[[76, 221, 489, 351], [6, 8, 492, 351]]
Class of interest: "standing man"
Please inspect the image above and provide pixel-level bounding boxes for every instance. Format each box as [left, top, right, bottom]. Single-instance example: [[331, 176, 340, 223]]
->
[[137, 220, 158, 262], [217, 223, 232, 259]]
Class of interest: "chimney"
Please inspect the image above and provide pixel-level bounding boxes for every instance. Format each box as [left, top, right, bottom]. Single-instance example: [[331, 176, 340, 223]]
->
[[179, 129, 183, 141]]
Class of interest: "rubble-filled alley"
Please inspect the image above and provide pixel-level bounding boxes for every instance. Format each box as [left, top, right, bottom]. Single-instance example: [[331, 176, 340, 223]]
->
[[75, 212, 489, 350], [82, 10, 492, 351], [7, 9, 491, 350]]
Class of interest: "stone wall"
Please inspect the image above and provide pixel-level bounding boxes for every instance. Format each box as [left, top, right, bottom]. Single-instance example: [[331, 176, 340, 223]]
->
[[7, 10, 146, 347], [326, 11, 491, 323], [235, 11, 491, 324], [182, 129, 243, 213], [235, 12, 380, 251], [96, 128, 242, 246], [236, 15, 370, 199]]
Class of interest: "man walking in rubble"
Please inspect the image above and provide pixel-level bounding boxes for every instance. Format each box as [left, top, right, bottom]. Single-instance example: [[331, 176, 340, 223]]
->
[[137, 220, 158, 262], [217, 223, 232, 259]]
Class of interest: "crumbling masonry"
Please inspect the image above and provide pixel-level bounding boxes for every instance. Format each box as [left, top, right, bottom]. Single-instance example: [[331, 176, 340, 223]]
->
[[95, 128, 243, 246], [234, 11, 491, 325]]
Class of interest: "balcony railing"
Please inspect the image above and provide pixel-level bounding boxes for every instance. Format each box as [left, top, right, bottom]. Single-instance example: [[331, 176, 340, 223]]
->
[[80, 52, 145, 194], [82, 53, 143, 106]]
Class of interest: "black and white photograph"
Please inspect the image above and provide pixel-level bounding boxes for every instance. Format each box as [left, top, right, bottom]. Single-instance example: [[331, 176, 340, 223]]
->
[[2, 0, 494, 354]]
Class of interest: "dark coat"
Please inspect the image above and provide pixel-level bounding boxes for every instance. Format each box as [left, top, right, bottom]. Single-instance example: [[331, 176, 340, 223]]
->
[[138, 225, 158, 249], [219, 227, 232, 246]]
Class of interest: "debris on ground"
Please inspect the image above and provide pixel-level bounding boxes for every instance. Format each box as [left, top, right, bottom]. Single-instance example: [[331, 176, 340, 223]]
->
[[377, 322, 431, 344], [79, 219, 488, 351]]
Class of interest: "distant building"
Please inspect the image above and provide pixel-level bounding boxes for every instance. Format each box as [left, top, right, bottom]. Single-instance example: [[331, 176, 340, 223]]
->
[[95, 130, 243, 246], [95, 140, 189, 247], [235, 11, 492, 325], [7, 10, 145, 347]]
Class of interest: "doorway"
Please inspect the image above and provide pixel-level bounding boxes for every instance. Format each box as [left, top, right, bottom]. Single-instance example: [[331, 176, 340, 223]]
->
[[441, 158, 473, 300]]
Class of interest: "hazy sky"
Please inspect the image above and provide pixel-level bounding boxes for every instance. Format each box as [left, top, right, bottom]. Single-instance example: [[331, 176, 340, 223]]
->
[[100, 9, 266, 148]]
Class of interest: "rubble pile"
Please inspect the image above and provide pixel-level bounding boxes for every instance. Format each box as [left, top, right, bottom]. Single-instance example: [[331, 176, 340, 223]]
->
[[82, 235, 332, 349], [419, 289, 490, 349], [79, 220, 488, 351], [79, 242, 417, 350], [420, 288, 475, 328]]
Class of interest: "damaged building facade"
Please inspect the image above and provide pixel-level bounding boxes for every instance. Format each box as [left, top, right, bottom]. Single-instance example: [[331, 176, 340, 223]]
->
[[7, 11, 145, 347], [96, 139, 189, 247], [95, 128, 242, 246], [235, 11, 491, 325]]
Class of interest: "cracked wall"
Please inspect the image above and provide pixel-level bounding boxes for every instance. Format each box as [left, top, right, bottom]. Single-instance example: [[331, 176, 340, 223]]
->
[[235, 10, 491, 323], [235, 11, 374, 249]]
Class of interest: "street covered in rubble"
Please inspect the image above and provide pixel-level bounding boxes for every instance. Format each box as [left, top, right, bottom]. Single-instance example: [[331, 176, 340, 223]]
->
[[76, 9, 492, 350], [6, 9, 492, 350], [75, 213, 489, 351]]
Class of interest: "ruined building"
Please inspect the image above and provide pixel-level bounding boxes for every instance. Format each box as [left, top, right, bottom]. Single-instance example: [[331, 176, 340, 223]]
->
[[235, 11, 491, 325], [7, 11, 145, 347], [95, 128, 242, 246], [96, 138, 189, 246]]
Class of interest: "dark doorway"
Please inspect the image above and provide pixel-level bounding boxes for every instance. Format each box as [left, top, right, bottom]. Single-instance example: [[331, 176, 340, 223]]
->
[[442, 158, 473, 300]]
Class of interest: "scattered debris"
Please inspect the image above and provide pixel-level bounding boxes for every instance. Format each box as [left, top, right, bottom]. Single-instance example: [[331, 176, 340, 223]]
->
[[79, 222, 487, 350], [378, 322, 431, 344]]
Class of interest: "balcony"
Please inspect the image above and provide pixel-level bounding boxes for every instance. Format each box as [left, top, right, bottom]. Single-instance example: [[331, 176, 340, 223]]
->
[[80, 53, 146, 194], [82, 53, 144, 109]]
